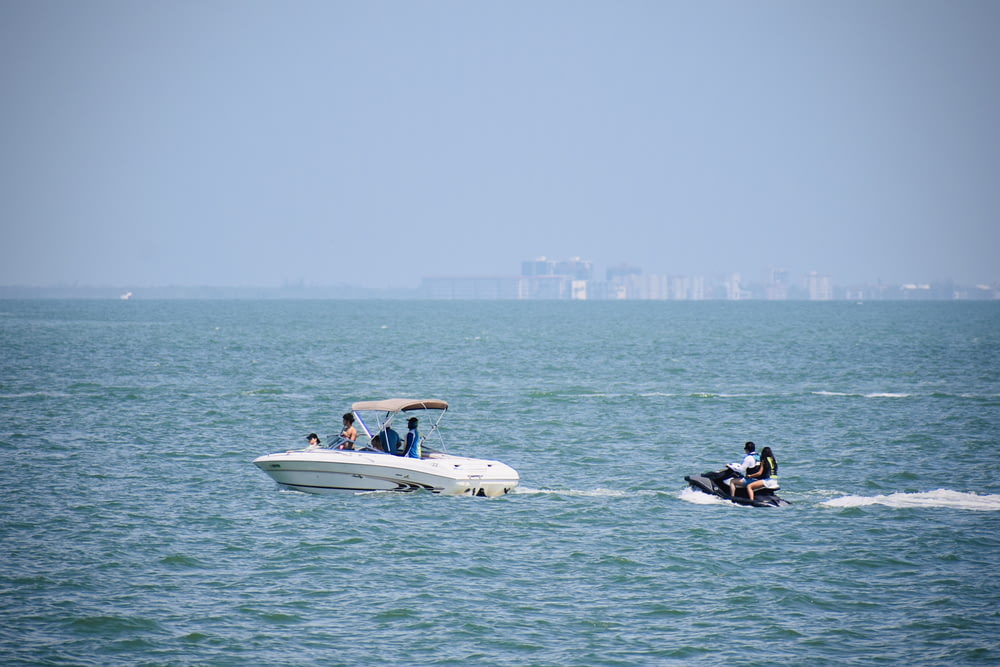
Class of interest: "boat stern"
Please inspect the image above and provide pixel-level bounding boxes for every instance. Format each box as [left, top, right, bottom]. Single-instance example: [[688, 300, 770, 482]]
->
[[437, 457, 519, 497]]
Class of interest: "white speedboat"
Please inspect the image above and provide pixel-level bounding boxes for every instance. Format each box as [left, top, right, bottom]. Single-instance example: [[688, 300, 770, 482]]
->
[[252, 398, 519, 497]]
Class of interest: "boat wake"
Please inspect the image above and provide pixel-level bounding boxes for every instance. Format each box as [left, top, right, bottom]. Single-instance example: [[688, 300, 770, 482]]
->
[[822, 489, 1000, 511], [812, 391, 911, 398], [513, 487, 662, 498]]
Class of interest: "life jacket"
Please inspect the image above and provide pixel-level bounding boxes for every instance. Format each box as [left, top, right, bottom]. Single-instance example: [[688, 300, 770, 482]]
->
[[745, 452, 761, 476], [762, 455, 777, 479], [405, 429, 421, 459]]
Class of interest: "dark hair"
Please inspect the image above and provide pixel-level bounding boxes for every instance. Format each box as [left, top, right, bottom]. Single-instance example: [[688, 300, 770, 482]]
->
[[744, 441, 756, 452], [760, 446, 777, 475], [342, 413, 354, 423]]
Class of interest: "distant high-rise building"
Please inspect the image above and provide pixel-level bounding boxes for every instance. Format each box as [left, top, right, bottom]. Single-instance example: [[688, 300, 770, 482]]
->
[[555, 257, 593, 281], [806, 271, 832, 300], [521, 257, 554, 277], [522, 256, 594, 280], [638, 274, 670, 300], [726, 273, 743, 300], [606, 263, 642, 282], [768, 267, 790, 285], [690, 276, 705, 300], [668, 275, 704, 300], [766, 267, 790, 300]]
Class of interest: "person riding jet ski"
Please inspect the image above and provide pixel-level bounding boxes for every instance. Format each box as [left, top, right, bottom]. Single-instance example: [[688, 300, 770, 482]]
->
[[684, 441, 789, 507]]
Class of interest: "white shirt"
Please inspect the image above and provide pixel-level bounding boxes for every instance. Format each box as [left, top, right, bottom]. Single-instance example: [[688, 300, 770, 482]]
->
[[734, 452, 759, 475]]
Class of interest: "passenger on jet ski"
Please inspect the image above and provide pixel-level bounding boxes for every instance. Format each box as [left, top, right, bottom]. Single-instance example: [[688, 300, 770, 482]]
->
[[684, 441, 788, 507], [744, 447, 779, 501]]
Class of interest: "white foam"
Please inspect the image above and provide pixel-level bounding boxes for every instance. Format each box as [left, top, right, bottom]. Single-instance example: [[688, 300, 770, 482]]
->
[[0, 391, 71, 399], [812, 391, 914, 399], [678, 487, 730, 505], [822, 489, 1000, 511]]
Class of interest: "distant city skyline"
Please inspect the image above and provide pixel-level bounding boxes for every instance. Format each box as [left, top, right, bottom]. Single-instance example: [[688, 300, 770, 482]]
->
[[418, 256, 998, 300], [3, 251, 997, 292], [3, 253, 995, 292], [5, 252, 995, 301]]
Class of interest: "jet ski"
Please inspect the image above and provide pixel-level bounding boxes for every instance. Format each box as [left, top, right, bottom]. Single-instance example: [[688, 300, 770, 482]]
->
[[685, 466, 790, 507]]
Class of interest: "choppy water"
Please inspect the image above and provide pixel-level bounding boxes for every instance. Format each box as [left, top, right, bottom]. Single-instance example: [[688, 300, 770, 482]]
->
[[2, 299, 999, 665]]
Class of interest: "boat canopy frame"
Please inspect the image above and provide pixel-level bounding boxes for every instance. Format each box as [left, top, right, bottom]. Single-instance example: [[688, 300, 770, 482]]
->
[[350, 398, 449, 452], [351, 399, 448, 413]]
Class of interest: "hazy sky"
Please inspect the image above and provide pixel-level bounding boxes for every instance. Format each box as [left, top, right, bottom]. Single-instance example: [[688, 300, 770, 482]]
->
[[2, 0, 998, 288]]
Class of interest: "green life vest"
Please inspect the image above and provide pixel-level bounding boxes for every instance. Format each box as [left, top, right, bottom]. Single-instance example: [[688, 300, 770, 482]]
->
[[763, 455, 777, 479]]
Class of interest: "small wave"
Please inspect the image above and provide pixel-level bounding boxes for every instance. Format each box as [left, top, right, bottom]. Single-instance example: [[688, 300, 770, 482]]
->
[[243, 388, 285, 396], [374, 608, 418, 621], [160, 554, 204, 568], [811, 391, 912, 399], [70, 614, 161, 635], [0, 391, 71, 399], [525, 391, 628, 400], [822, 489, 1000, 511], [265, 612, 303, 624]]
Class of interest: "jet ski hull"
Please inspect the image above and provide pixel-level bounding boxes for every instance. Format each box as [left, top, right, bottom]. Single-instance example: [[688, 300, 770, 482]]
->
[[685, 469, 790, 507]]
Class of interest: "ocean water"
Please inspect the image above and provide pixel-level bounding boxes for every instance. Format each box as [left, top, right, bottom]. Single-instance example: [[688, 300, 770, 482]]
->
[[1, 299, 999, 666]]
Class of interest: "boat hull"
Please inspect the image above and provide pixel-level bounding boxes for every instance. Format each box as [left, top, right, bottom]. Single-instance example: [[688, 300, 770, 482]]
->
[[253, 449, 519, 497]]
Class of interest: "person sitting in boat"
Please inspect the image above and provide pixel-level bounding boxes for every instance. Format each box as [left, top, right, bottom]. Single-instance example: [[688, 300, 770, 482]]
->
[[745, 447, 779, 501], [379, 424, 401, 455], [403, 417, 421, 459], [306, 433, 321, 448], [335, 413, 357, 450]]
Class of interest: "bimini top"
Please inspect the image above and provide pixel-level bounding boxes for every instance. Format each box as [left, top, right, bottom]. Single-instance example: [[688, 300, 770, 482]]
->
[[351, 398, 449, 413]]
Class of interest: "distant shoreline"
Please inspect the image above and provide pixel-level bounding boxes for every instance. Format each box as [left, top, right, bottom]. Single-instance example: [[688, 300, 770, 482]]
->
[[1, 284, 997, 301], [0, 285, 417, 300]]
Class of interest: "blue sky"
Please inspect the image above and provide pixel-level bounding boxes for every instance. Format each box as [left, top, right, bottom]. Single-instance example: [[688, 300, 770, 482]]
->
[[2, 0, 998, 288]]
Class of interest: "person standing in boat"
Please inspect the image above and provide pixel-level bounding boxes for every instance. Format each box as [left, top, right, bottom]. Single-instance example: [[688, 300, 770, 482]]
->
[[745, 447, 778, 502], [336, 413, 357, 450], [403, 417, 421, 459]]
